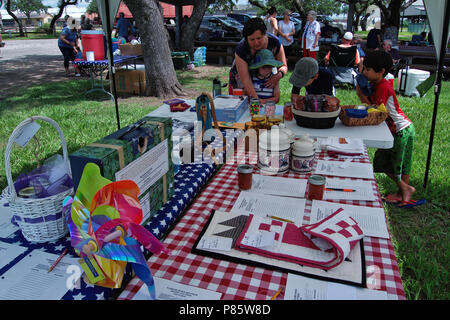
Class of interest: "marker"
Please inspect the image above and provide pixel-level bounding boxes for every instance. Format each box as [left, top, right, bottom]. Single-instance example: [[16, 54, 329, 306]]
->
[[48, 248, 69, 273], [325, 188, 356, 192]]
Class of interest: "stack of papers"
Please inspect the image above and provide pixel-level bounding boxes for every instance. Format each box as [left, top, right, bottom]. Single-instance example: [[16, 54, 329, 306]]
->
[[320, 136, 365, 156]]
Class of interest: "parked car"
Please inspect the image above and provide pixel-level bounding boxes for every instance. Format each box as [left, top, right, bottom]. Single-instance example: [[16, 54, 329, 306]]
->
[[196, 16, 243, 41], [276, 16, 302, 38], [316, 15, 344, 38], [227, 13, 254, 25]]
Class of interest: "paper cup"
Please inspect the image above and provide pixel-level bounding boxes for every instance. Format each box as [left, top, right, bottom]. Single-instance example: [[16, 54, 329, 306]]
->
[[86, 51, 95, 61]]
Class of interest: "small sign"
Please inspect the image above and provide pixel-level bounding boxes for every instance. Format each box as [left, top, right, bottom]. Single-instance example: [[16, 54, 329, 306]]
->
[[14, 121, 41, 147]]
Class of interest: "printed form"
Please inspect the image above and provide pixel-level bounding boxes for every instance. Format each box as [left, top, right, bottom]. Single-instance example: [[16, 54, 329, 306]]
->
[[231, 191, 306, 226], [284, 273, 388, 300], [251, 174, 307, 198], [0, 249, 80, 300], [310, 200, 390, 239]]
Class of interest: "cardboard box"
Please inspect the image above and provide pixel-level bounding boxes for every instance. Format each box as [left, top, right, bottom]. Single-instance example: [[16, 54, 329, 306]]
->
[[69, 116, 174, 224], [119, 43, 143, 56], [114, 69, 146, 95], [213, 95, 249, 122]]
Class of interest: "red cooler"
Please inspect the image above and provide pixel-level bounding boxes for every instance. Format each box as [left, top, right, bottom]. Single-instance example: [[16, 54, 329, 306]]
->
[[81, 30, 105, 60]]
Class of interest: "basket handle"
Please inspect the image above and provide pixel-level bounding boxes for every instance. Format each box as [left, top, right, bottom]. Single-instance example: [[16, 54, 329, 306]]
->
[[4, 116, 72, 200]]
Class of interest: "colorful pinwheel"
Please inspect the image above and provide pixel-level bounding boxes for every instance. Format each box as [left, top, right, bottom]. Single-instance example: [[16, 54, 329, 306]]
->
[[62, 163, 168, 299]]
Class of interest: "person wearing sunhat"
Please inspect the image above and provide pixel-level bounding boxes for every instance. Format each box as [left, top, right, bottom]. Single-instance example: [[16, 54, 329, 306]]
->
[[249, 49, 283, 104], [289, 57, 335, 106]]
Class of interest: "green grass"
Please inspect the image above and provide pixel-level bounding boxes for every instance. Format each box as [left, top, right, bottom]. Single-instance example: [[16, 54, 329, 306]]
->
[[0, 66, 448, 299]]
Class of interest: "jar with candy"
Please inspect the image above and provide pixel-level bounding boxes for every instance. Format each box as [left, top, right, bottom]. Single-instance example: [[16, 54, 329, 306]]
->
[[283, 102, 294, 121], [250, 98, 260, 115], [265, 101, 276, 117]]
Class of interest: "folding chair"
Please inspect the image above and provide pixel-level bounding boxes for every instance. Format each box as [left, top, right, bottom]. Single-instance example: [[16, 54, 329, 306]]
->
[[327, 44, 358, 87]]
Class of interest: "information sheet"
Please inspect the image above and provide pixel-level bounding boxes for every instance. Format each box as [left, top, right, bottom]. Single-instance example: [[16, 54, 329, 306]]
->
[[251, 174, 307, 198], [324, 177, 377, 201], [133, 276, 222, 300], [0, 242, 28, 270], [284, 273, 388, 300], [314, 160, 375, 180], [310, 200, 390, 239], [231, 191, 306, 226], [0, 249, 80, 300]]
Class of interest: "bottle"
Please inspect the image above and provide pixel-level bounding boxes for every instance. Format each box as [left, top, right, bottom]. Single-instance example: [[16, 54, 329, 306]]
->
[[212, 78, 221, 98]]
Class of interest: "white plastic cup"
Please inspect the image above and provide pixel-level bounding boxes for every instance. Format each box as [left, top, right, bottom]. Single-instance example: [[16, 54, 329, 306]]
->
[[86, 51, 95, 61]]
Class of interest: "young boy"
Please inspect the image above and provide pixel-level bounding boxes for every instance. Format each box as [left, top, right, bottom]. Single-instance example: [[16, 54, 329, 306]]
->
[[357, 50, 417, 206], [248, 49, 282, 104]]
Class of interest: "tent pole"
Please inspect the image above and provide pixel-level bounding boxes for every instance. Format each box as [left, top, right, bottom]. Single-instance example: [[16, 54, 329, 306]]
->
[[104, 0, 121, 130], [423, 0, 450, 188]]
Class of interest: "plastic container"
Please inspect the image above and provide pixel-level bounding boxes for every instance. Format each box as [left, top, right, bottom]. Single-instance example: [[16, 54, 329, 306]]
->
[[385, 73, 394, 88], [81, 30, 105, 60], [397, 68, 430, 96], [291, 135, 315, 173], [258, 126, 291, 175]]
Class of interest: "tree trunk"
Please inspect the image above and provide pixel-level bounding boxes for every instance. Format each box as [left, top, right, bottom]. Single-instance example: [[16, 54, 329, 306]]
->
[[124, 0, 183, 98], [346, 1, 355, 32], [6, 0, 25, 37], [179, 0, 208, 57], [49, 0, 78, 35]]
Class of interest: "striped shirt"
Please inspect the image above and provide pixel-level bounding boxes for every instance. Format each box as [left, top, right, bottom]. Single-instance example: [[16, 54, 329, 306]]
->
[[252, 74, 275, 100]]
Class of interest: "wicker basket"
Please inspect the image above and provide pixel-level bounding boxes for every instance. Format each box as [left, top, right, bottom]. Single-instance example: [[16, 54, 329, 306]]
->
[[339, 105, 389, 126], [4, 116, 73, 243], [292, 107, 341, 129]]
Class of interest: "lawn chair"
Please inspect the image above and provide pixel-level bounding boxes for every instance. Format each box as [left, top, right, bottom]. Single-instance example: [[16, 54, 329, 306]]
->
[[327, 44, 358, 87]]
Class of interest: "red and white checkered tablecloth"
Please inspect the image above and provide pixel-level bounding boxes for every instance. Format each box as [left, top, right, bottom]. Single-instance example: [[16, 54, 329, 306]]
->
[[118, 147, 406, 300]]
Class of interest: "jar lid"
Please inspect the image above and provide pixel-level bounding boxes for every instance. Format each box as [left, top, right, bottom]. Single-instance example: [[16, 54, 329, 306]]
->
[[259, 127, 291, 150], [293, 134, 315, 156], [308, 174, 326, 186], [237, 164, 254, 174]]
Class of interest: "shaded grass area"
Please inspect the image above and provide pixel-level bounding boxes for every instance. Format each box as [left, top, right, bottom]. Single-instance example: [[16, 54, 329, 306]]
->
[[0, 66, 448, 299]]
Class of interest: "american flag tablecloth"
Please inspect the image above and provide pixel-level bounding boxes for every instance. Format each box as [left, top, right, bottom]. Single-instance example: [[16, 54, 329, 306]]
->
[[118, 147, 406, 300]]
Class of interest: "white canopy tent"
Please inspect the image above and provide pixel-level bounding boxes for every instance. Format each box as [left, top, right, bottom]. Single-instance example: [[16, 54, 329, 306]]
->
[[422, 0, 450, 187]]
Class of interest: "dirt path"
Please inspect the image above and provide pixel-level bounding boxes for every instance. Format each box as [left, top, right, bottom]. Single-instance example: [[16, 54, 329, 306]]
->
[[0, 38, 225, 103]]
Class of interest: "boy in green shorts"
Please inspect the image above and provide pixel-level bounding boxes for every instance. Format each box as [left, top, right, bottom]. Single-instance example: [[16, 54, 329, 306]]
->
[[356, 50, 419, 207]]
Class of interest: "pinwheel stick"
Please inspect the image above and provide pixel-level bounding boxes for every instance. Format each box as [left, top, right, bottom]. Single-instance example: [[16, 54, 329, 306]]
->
[[82, 228, 125, 255]]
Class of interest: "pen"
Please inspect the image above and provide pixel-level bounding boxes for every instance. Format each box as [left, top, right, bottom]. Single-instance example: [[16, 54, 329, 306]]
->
[[325, 188, 356, 192], [267, 215, 294, 224], [48, 248, 68, 273]]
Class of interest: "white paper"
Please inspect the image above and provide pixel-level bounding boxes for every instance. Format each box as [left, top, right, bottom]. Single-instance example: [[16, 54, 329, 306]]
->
[[324, 177, 377, 201], [0, 249, 80, 300], [315, 160, 375, 179], [310, 200, 390, 239], [133, 276, 222, 300], [115, 139, 169, 196], [0, 243, 28, 270], [231, 191, 306, 226], [0, 198, 19, 238], [285, 273, 388, 300], [251, 175, 307, 198], [198, 236, 233, 252], [240, 231, 275, 249]]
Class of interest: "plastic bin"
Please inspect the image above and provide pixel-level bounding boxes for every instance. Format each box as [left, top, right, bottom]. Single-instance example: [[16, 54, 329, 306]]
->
[[171, 51, 190, 69], [81, 30, 105, 60], [397, 68, 430, 96]]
